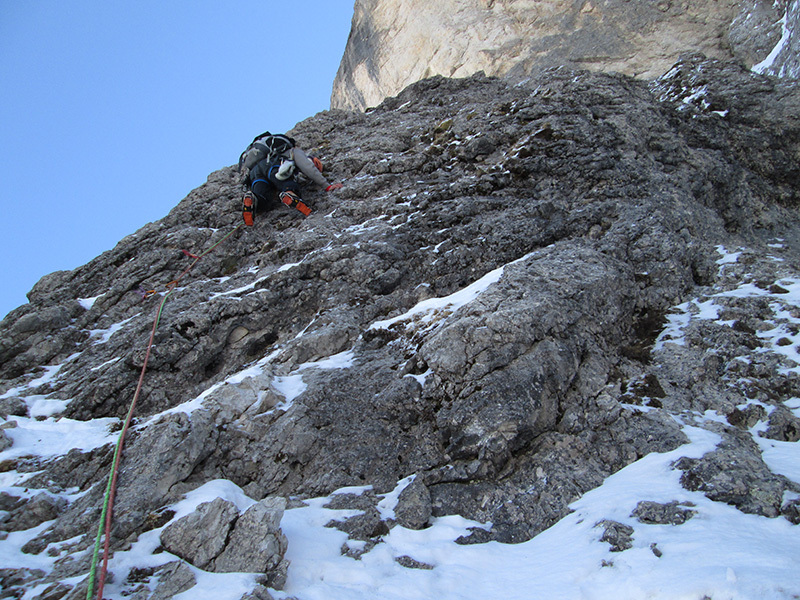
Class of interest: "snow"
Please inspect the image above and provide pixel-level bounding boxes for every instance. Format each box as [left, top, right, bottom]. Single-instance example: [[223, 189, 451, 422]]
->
[[298, 350, 356, 371], [370, 257, 512, 331], [77, 295, 102, 310], [786, 397, 800, 419], [656, 246, 800, 359], [375, 475, 415, 519], [170, 479, 258, 520], [174, 572, 261, 600], [209, 273, 273, 299], [2, 246, 800, 599], [210, 249, 336, 300], [28, 364, 65, 388], [0, 415, 118, 461], [752, 1, 796, 75], [344, 215, 389, 236], [271, 351, 356, 411], [753, 430, 800, 483], [150, 350, 356, 419], [404, 368, 432, 387], [90, 316, 135, 344], [26, 395, 71, 418], [271, 374, 307, 410], [90, 356, 122, 372], [0, 352, 84, 416], [0, 521, 60, 571], [716, 244, 742, 265], [268, 423, 799, 600], [277, 260, 303, 272]]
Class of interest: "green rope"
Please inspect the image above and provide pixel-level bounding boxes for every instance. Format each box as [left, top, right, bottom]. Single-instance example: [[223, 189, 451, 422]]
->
[[85, 224, 242, 600], [200, 225, 242, 257], [85, 438, 123, 600], [85, 289, 170, 600]]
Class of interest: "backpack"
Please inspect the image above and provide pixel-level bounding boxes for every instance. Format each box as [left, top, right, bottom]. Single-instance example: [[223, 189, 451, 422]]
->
[[238, 132, 296, 175]]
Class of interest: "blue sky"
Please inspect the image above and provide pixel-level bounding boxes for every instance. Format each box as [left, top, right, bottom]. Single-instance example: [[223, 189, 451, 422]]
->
[[0, 1, 354, 319]]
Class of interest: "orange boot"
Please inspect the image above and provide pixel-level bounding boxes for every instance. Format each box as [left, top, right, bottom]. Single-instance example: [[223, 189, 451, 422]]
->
[[280, 191, 312, 216], [242, 191, 256, 226]]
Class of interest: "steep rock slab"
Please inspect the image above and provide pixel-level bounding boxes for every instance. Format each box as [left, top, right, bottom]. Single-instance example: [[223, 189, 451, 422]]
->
[[332, 0, 800, 111], [1, 56, 799, 597]]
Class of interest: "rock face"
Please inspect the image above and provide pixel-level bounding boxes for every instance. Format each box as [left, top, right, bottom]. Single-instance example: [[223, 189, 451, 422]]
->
[[160, 497, 288, 587], [332, 0, 800, 111], [1, 55, 800, 599]]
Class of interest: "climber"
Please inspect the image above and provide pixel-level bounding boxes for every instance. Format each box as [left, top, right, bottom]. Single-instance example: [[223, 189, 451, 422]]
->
[[239, 132, 343, 226]]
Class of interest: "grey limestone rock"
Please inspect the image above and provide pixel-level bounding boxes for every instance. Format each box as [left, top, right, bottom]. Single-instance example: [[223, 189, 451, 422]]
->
[[324, 491, 390, 542], [332, 0, 800, 111], [394, 477, 432, 530], [764, 405, 800, 442], [159, 496, 289, 589], [677, 430, 796, 518], [0, 492, 67, 532], [125, 562, 196, 600], [1, 53, 799, 596], [631, 501, 697, 525], [213, 497, 289, 589], [596, 520, 635, 552], [159, 498, 239, 569], [0, 428, 11, 452]]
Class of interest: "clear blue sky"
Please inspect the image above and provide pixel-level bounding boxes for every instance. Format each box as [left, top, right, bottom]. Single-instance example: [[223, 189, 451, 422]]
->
[[0, 1, 355, 319]]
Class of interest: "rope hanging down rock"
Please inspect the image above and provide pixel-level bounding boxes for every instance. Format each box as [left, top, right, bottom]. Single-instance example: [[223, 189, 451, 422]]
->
[[86, 224, 243, 600]]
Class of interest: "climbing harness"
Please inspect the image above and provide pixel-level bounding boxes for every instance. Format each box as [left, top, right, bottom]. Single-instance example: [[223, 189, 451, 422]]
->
[[86, 223, 243, 600]]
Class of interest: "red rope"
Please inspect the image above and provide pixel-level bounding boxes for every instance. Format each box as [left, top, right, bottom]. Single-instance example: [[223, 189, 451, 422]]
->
[[95, 294, 161, 598], [91, 224, 242, 600]]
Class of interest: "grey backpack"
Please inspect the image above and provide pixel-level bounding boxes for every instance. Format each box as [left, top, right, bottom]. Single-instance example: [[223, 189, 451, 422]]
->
[[238, 132, 295, 174]]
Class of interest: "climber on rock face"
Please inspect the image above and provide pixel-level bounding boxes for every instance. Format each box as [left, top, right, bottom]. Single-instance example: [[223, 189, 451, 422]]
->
[[238, 132, 343, 225]]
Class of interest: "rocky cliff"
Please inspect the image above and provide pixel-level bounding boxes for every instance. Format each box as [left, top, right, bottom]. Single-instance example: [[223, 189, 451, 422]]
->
[[332, 0, 800, 111], [1, 55, 800, 599]]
